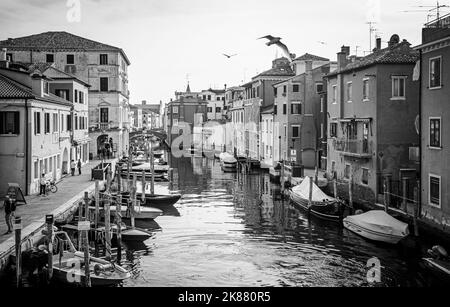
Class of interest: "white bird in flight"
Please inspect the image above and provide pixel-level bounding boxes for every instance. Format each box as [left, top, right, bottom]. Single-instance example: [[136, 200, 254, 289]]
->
[[258, 35, 294, 61]]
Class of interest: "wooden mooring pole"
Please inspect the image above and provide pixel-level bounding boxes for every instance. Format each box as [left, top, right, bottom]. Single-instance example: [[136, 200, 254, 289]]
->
[[131, 174, 137, 229], [150, 149, 155, 195], [94, 180, 100, 257], [82, 192, 91, 287], [45, 214, 54, 282], [104, 194, 112, 261], [14, 216, 22, 288], [349, 167, 354, 214], [115, 195, 123, 265], [413, 186, 420, 237], [402, 178, 408, 213]]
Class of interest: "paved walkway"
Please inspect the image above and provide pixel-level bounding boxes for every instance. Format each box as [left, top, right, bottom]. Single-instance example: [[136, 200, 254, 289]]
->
[[0, 160, 113, 245]]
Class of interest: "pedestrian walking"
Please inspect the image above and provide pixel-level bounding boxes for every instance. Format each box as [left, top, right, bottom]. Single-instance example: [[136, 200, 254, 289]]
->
[[70, 160, 76, 176], [2, 195, 16, 235], [39, 174, 47, 196], [77, 159, 82, 175]]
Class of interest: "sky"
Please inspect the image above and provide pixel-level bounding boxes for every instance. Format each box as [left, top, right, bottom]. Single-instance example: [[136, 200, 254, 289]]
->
[[0, 0, 445, 105]]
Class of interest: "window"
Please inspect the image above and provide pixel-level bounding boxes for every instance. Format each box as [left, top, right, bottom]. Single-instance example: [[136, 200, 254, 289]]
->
[[173, 119, 179, 126], [34, 160, 39, 179], [44, 113, 50, 134], [392, 76, 406, 99], [429, 174, 441, 207], [100, 54, 108, 65], [274, 105, 277, 115], [67, 114, 72, 131], [430, 57, 442, 89], [74, 90, 78, 103], [293, 84, 300, 92], [208, 95, 211, 101], [100, 78, 109, 92], [332, 85, 337, 104], [216, 107, 221, 113], [363, 79, 370, 101], [79, 91, 84, 104], [330, 123, 338, 137], [344, 164, 351, 179], [283, 85, 287, 95], [316, 82, 324, 93], [43, 81, 49, 95], [100, 108, 109, 123], [34, 112, 41, 135], [61, 114, 64, 131], [291, 102, 301, 115], [0, 112, 20, 134], [216, 97, 221, 101], [6, 53, 13, 62], [362, 168, 369, 185], [75, 115, 78, 130], [173, 106, 179, 114], [346, 122, 357, 140], [202, 95, 206, 100], [55, 89, 69, 101], [46, 54, 54, 63], [430, 118, 441, 148], [346, 82, 353, 102], [292, 125, 300, 138], [49, 157, 53, 173], [283, 103, 287, 115], [67, 54, 74, 65], [52, 113, 58, 133], [207, 107, 213, 113], [274, 88, 278, 97]]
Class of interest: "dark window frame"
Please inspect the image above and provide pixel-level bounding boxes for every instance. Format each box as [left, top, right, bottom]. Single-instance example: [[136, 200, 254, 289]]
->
[[0, 111, 20, 135]]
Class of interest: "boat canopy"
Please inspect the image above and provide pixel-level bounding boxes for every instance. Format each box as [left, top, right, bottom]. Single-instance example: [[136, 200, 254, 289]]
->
[[345, 211, 409, 237], [291, 177, 335, 202]]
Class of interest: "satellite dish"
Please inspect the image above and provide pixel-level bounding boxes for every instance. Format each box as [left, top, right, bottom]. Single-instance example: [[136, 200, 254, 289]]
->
[[415, 115, 420, 135]]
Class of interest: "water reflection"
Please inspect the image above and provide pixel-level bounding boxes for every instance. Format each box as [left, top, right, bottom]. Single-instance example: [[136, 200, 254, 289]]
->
[[121, 156, 435, 287]]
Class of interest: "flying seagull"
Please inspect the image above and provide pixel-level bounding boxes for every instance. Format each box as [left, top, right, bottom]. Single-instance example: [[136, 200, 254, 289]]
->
[[223, 53, 237, 58], [258, 35, 294, 61]]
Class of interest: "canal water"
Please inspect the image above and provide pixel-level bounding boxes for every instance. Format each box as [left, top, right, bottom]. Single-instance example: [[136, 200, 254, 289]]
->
[[120, 156, 440, 287]]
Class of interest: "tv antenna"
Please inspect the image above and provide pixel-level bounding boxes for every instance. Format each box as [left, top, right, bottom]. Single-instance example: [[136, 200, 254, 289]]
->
[[400, 1, 450, 24], [366, 22, 378, 51]]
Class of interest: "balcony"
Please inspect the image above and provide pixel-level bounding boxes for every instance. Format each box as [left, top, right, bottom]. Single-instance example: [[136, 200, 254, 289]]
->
[[334, 139, 373, 159], [98, 123, 111, 131]]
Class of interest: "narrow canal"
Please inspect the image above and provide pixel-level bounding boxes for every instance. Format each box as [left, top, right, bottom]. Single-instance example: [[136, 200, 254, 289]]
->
[[120, 156, 439, 287]]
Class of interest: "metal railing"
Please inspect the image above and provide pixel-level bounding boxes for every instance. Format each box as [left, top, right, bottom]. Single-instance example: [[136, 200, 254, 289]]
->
[[334, 139, 372, 157]]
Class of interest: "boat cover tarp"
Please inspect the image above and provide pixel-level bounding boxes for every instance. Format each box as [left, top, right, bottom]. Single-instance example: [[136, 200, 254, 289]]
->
[[219, 152, 235, 162], [291, 177, 335, 202], [345, 211, 409, 237]]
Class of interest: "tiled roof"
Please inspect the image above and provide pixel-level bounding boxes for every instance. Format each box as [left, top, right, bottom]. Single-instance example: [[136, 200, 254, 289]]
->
[[294, 53, 329, 62], [253, 65, 295, 79], [0, 74, 34, 99], [0, 31, 130, 65], [328, 41, 419, 77]]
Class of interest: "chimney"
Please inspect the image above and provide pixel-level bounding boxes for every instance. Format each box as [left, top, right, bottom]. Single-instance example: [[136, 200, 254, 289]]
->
[[142, 100, 147, 105], [305, 60, 313, 72], [31, 73, 44, 97], [376, 38, 382, 51], [337, 45, 350, 69], [0, 48, 9, 69]]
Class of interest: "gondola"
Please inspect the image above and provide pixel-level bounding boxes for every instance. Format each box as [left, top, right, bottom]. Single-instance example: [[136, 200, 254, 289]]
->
[[289, 176, 344, 221]]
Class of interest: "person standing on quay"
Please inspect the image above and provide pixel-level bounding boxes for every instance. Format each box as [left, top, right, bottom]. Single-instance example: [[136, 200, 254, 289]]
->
[[2, 195, 16, 235], [70, 160, 76, 176], [77, 159, 82, 175], [40, 174, 47, 196]]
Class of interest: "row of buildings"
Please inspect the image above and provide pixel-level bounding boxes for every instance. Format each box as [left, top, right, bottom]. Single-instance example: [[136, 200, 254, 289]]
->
[[164, 17, 450, 231], [0, 31, 160, 196]]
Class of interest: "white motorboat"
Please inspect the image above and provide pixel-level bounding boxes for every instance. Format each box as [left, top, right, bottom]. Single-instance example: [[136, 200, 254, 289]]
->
[[109, 206, 163, 220], [343, 210, 409, 244], [220, 153, 238, 172]]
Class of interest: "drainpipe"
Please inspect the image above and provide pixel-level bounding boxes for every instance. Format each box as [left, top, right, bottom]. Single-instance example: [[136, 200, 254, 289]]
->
[[418, 50, 423, 218], [25, 99, 29, 195]]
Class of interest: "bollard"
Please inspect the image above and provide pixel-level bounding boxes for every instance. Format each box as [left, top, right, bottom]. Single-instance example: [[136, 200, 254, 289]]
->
[[46, 214, 54, 281], [14, 216, 22, 288]]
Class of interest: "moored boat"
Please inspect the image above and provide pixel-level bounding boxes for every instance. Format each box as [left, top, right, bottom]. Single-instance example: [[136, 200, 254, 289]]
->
[[220, 153, 238, 172], [109, 205, 163, 220], [52, 231, 130, 287], [269, 164, 281, 183], [343, 210, 409, 244], [120, 192, 182, 207], [290, 177, 344, 221]]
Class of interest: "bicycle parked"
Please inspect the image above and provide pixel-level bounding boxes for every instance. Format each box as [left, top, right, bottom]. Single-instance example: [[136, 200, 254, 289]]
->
[[46, 179, 58, 194]]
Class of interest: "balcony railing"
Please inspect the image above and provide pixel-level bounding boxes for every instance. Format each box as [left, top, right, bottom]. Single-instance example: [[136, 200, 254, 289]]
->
[[334, 139, 373, 158], [98, 123, 110, 130]]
